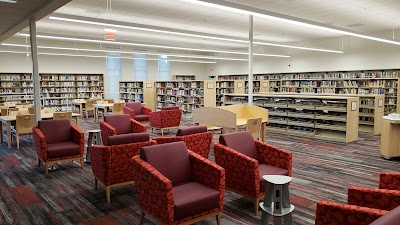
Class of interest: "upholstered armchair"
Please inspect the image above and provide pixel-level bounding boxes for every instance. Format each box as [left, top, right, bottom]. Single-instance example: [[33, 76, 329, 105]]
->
[[214, 131, 292, 215], [123, 102, 152, 121], [33, 119, 85, 174], [89, 133, 156, 203], [132, 141, 225, 225], [100, 114, 147, 146], [149, 106, 182, 135], [152, 126, 213, 158], [315, 172, 400, 225]]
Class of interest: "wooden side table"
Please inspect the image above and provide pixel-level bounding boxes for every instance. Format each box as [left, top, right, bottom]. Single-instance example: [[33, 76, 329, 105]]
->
[[86, 130, 102, 163], [259, 175, 294, 225]]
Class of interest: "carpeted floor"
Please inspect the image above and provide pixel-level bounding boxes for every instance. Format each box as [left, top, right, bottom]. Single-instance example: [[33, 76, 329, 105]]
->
[[0, 116, 399, 225]]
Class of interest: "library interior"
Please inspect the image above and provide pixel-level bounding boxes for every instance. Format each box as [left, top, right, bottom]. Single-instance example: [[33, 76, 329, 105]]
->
[[0, 0, 400, 225]]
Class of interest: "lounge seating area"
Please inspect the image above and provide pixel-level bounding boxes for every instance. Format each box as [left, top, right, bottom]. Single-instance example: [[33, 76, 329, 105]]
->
[[0, 100, 398, 225]]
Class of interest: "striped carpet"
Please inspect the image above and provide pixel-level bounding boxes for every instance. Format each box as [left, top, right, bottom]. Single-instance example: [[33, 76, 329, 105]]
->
[[0, 117, 399, 225]]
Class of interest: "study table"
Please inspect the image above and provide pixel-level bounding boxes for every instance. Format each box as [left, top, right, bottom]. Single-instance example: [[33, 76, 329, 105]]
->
[[0, 113, 81, 148], [93, 103, 114, 122]]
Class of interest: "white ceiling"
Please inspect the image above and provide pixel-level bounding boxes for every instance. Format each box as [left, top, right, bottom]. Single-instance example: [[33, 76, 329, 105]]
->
[[4, 0, 400, 56]]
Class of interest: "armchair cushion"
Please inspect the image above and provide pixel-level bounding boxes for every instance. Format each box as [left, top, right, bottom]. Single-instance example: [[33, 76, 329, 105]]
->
[[126, 102, 143, 114], [140, 142, 192, 187], [259, 164, 289, 192], [173, 181, 220, 221], [162, 106, 179, 110], [176, 126, 207, 136], [108, 133, 150, 146], [135, 114, 150, 121], [104, 114, 132, 135], [219, 131, 258, 160], [370, 205, 400, 225], [38, 119, 71, 144], [47, 142, 81, 159]]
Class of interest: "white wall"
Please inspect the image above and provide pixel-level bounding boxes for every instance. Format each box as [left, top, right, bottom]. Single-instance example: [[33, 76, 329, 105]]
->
[[205, 35, 400, 76]]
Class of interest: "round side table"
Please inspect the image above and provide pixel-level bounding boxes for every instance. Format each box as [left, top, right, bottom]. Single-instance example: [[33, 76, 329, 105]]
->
[[85, 130, 102, 163], [259, 175, 294, 225]]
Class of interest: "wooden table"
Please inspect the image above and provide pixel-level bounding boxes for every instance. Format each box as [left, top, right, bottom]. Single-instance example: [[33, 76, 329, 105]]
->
[[380, 116, 400, 159], [71, 100, 86, 118], [0, 113, 81, 148], [235, 118, 268, 142], [93, 103, 114, 122]]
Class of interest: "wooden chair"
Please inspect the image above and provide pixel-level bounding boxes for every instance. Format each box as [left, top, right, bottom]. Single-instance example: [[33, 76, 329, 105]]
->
[[28, 107, 35, 114], [103, 99, 114, 103], [16, 104, 33, 109], [9, 110, 29, 116], [42, 108, 55, 114], [1, 108, 8, 116], [84, 100, 95, 118], [112, 103, 124, 115], [246, 117, 263, 140], [53, 112, 72, 121], [12, 114, 35, 149]]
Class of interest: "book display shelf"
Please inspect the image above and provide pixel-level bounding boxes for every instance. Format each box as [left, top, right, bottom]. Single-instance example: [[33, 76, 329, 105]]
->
[[155, 80, 216, 113], [119, 81, 144, 102], [0, 73, 104, 111], [171, 75, 196, 81], [223, 93, 359, 143], [258, 70, 399, 115]]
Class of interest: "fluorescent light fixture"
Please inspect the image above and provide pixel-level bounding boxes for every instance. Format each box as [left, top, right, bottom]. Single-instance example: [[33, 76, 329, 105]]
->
[[18, 33, 290, 58], [0, 0, 17, 3], [0, 50, 217, 63], [49, 14, 342, 53], [177, 0, 400, 46], [1, 43, 248, 61], [104, 28, 117, 33]]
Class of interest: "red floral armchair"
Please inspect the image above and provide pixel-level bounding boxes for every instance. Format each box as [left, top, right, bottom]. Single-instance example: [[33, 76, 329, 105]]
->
[[132, 141, 225, 225], [152, 126, 213, 158], [89, 135, 156, 203], [214, 131, 292, 215], [149, 106, 182, 135], [33, 119, 85, 174], [315, 172, 400, 225], [100, 114, 147, 146], [123, 102, 152, 121]]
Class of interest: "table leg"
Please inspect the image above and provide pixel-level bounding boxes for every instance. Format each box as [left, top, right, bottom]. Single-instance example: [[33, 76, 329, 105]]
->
[[80, 104, 83, 118], [221, 128, 226, 134], [75, 116, 81, 128], [7, 121, 11, 148], [261, 122, 267, 142], [94, 108, 98, 122]]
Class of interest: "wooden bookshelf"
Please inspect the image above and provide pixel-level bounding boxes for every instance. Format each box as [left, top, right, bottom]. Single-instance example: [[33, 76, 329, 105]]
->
[[119, 81, 144, 102], [172, 75, 196, 80], [216, 80, 235, 106], [0, 73, 104, 111], [223, 93, 359, 143], [155, 80, 216, 113]]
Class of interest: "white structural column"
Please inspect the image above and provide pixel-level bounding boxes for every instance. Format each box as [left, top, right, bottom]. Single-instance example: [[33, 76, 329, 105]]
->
[[29, 18, 41, 124], [248, 15, 254, 105]]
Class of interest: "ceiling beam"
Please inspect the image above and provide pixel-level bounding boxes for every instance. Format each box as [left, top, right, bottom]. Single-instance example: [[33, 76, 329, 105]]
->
[[0, 0, 72, 42]]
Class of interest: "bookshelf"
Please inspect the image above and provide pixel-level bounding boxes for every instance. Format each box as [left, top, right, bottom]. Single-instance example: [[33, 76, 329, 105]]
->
[[257, 70, 399, 115], [155, 80, 216, 113], [119, 81, 144, 102], [223, 93, 359, 143], [216, 80, 235, 106], [171, 75, 196, 80], [0, 73, 104, 111]]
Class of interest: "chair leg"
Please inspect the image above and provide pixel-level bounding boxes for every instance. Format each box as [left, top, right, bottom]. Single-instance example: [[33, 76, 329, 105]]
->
[[16, 135, 20, 149], [161, 129, 164, 136], [140, 211, 145, 225], [45, 162, 49, 175], [80, 157, 84, 168], [95, 178, 98, 190], [106, 186, 111, 203], [216, 212, 221, 225], [38, 158, 41, 167], [254, 198, 260, 216]]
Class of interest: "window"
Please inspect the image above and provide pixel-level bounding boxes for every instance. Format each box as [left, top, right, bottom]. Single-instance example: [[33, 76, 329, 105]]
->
[[134, 54, 147, 81], [106, 52, 122, 100], [158, 55, 170, 81]]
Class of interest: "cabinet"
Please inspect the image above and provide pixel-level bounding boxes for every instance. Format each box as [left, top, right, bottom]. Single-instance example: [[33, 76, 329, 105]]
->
[[0, 73, 104, 111], [155, 80, 216, 113], [223, 93, 359, 143]]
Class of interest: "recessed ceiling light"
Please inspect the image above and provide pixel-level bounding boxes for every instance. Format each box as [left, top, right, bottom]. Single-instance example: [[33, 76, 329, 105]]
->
[[0, 0, 17, 3], [104, 28, 117, 33]]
